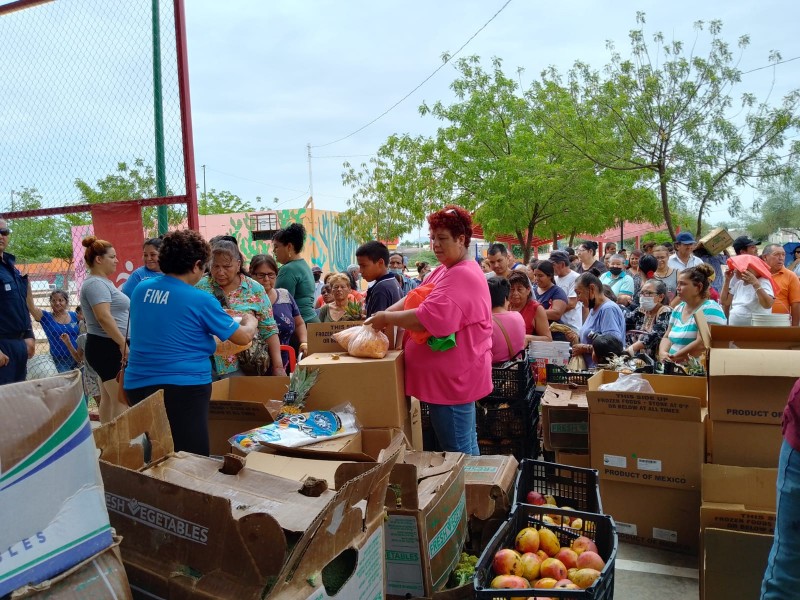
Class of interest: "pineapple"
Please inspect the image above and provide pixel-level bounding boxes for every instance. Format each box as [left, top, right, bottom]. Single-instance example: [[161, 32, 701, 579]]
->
[[345, 300, 363, 320], [280, 366, 320, 415]]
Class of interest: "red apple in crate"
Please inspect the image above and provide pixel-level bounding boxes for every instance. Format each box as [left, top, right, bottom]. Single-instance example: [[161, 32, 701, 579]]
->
[[489, 574, 529, 589], [571, 535, 599, 556], [526, 490, 546, 505], [539, 557, 567, 581], [576, 550, 605, 571], [515, 527, 540, 554], [520, 552, 542, 582], [570, 568, 601, 589], [554, 547, 578, 570], [493, 548, 523, 576]]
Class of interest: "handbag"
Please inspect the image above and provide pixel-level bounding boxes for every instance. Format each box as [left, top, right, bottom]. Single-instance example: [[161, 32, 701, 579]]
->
[[211, 282, 271, 376], [116, 312, 130, 407]]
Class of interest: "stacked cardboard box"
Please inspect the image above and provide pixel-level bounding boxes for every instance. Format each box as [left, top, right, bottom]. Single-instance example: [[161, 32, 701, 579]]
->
[[700, 322, 800, 468], [587, 371, 707, 553], [462, 454, 518, 553], [700, 464, 777, 599], [94, 391, 401, 600], [306, 321, 396, 355], [541, 383, 589, 458], [0, 373, 117, 597]]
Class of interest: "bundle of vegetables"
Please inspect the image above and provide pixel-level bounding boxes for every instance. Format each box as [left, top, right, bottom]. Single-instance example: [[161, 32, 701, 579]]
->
[[446, 552, 478, 588]]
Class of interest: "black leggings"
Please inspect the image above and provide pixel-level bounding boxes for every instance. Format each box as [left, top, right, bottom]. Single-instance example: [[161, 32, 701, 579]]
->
[[85, 334, 123, 382], [127, 383, 212, 456]]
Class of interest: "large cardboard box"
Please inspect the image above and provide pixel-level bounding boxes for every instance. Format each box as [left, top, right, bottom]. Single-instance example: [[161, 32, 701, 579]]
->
[[463, 455, 517, 554], [600, 479, 700, 554], [0, 373, 113, 597], [94, 391, 400, 600], [10, 538, 131, 600], [709, 421, 783, 468], [541, 384, 589, 451], [708, 349, 800, 425], [700, 465, 777, 600], [697, 227, 733, 256], [300, 350, 410, 434], [208, 375, 290, 455], [307, 321, 396, 355], [555, 450, 592, 469], [384, 452, 468, 599], [702, 321, 800, 350], [588, 371, 706, 490], [703, 528, 773, 600]]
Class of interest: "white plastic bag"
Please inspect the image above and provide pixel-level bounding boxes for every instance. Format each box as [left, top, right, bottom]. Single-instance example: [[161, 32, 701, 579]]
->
[[597, 372, 654, 394], [332, 324, 389, 359]]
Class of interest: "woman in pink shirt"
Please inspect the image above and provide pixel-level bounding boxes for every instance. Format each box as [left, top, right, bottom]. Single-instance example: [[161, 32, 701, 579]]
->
[[488, 277, 526, 363], [366, 205, 492, 454]]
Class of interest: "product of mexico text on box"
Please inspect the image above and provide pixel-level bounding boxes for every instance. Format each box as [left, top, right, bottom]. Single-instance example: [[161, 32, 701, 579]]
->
[[709, 421, 782, 468], [0, 373, 113, 597], [208, 375, 290, 455], [464, 455, 518, 554], [384, 452, 468, 599], [473, 504, 617, 598], [512, 459, 602, 514], [93, 390, 400, 600], [587, 371, 706, 491], [541, 384, 589, 451], [599, 479, 700, 554], [700, 464, 777, 600], [10, 537, 131, 599]]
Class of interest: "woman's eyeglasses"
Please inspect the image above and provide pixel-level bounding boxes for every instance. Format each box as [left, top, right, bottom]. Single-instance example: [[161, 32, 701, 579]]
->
[[252, 271, 276, 280]]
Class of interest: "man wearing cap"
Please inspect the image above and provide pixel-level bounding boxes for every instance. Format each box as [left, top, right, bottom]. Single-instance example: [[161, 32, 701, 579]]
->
[[733, 236, 759, 256], [312, 265, 324, 298], [550, 251, 582, 331], [0, 218, 35, 385], [762, 244, 800, 326], [668, 232, 704, 271]]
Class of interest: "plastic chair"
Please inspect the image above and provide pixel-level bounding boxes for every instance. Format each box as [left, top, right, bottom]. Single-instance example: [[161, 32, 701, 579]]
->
[[280, 345, 296, 373]]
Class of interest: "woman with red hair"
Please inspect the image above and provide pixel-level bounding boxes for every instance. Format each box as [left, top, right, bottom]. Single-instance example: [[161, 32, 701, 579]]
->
[[366, 205, 491, 455]]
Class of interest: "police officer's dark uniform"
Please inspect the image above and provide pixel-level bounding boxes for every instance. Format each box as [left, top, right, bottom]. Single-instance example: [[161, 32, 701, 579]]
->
[[0, 250, 34, 384]]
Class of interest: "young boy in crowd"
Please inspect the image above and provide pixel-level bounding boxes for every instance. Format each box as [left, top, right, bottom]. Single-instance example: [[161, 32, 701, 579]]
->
[[356, 241, 402, 317]]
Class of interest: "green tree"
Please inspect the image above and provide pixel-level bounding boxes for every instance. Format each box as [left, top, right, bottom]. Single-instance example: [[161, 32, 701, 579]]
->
[[536, 13, 800, 239], [7, 188, 85, 263], [198, 188, 257, 215], [74, 159, 183, 235], [746, 172, 800, 239]]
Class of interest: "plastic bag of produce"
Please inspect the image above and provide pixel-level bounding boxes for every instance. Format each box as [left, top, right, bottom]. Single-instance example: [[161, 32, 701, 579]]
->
[[230, 403, 359, 452], [598, 372, 654, 393], [332, 324, 390, 359]]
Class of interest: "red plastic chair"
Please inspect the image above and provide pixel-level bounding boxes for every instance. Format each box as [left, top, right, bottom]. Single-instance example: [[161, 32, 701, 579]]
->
[[280, 345, 297, 373]]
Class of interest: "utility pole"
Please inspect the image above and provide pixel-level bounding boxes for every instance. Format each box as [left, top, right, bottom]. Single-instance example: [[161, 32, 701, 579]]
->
[[152, 0, 168, 235], [307, 143, 314, 203]]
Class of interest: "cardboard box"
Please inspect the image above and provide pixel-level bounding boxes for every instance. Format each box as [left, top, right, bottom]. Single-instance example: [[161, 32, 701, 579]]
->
[[300, 350, 410, 434], [697, 227, 733, 256], [708, 349, 800, 425], [541, 384, 589, 451], [588, 371, 706, 490], [555, 450, 592, 469], [307, 321, 395, 354], [600, 479, 700, 554], [703, 529, 773, 600], [385, 452, 468, 599], [0, 373, 113, 597], [701, 464, 776, 534], [699, 317, 800, 350], [463, 455, 517, 555], [10, 538, 131, 599], [94, 391, 400, 600], [208, 376, 290, 455], [710, 421, 783, 468]]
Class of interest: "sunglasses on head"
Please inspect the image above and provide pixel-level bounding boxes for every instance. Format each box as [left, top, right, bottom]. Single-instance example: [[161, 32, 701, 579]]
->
[[0, 228, 11, 236]]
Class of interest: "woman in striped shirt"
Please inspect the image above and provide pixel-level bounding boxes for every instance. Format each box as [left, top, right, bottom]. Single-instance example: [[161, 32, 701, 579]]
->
[[658, 264, 726, 362]]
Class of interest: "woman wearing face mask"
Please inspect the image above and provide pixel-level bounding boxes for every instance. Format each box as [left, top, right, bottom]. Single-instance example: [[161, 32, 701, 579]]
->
[[571, 271, 626, 367], [600, 254, 635, 306], [624, 280, 672, 357]]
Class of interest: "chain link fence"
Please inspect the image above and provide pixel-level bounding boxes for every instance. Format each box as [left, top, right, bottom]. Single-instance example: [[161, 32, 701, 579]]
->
[[0, 0, 195, 383]]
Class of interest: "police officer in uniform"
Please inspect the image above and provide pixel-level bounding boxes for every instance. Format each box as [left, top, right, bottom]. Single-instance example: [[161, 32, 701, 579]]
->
[[0, 218, 35, 384]]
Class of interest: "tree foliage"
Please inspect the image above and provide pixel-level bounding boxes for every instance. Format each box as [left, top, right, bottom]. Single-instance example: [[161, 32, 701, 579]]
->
[[746, 172, 800, 239], [199, 188, 257, 215], [535, 12, 800, 239]]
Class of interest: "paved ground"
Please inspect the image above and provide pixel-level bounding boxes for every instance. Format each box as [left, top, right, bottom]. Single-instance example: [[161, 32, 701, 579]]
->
[[615, 542, 699, 599]]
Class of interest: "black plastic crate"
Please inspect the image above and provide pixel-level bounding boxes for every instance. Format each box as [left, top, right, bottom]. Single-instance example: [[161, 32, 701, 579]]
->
[[487, 357, 533, 402], [476, 389, 538, 439], [512, 459, 602, 514], [546, 364, 593, 386], [474, 504, 617, 599]]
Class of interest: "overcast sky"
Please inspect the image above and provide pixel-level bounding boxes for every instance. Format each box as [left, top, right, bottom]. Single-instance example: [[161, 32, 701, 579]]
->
[[2, 0, 798, 230]]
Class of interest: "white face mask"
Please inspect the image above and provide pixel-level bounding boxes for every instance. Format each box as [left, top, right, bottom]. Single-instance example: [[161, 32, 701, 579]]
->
[[639, 296, 657, 311]]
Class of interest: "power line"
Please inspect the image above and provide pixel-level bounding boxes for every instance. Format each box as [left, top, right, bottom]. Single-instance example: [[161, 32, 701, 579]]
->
[[742, 56, 800, 75], [313, 0, 513, 148], [312, 153, 375, 159]]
